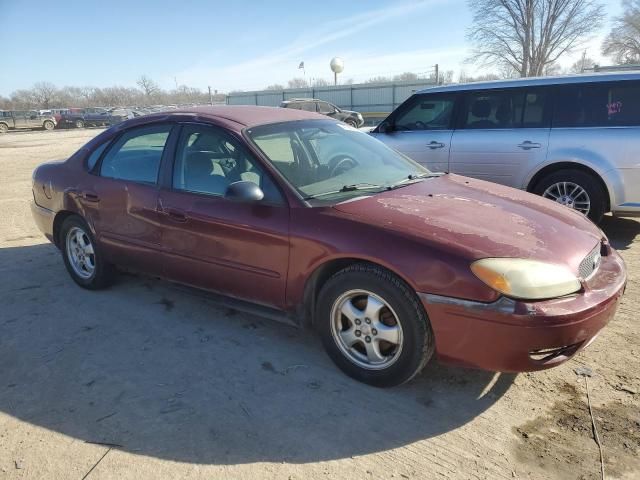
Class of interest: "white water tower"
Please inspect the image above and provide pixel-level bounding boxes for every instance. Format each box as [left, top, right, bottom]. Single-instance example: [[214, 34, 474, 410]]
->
[[330, 57, 344, 85]]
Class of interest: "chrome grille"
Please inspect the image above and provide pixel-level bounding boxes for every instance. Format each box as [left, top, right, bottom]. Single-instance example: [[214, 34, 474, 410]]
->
[[578, 244, 602, 279]]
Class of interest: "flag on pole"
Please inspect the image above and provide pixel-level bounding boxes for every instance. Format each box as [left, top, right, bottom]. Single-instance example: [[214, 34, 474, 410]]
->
[[298, 61, 305, 69]]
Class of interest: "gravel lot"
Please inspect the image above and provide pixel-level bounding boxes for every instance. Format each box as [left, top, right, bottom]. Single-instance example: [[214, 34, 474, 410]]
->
[[1, 129, 639, 480]]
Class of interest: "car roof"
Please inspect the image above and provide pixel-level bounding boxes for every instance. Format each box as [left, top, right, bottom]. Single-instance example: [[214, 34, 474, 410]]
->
[[416, 71, 640, 94], [282, 98, 320, 102], [166, 105, 325, 127]]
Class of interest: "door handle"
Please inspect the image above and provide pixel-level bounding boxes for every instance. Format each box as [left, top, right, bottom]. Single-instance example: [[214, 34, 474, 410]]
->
[[81, 191, 100, 203], [427, 141, 445, 149], [517, 141, 542, 150], [159, 206, 188, 222]]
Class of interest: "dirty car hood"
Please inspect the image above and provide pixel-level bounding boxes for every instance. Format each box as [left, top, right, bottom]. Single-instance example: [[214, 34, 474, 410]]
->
[[332, 174, 604, 271]]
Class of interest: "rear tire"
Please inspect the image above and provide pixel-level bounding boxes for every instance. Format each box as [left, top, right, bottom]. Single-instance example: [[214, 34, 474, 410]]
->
[[60, 215, 115, 290], [532, 169, 606, 223], [43, 120, 55, 131], [316, 263, 434, 387]]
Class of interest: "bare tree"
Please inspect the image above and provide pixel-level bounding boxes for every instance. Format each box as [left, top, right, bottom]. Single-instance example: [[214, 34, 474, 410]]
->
[[136, 75, 160, 97], [393, 72, 419, 82], [602, 0, 640, 64], [569, 55, 596, 72], [311, 78, 331, 87], [364, 76, 391, 84], [467, 0, 605, 77], [287, 78, 308, 89], [32, 82, 58, 108], [265, 84, 285, 90]]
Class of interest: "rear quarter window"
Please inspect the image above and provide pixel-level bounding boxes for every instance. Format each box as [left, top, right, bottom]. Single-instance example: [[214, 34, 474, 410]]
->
[[553, 81, 640, 127]]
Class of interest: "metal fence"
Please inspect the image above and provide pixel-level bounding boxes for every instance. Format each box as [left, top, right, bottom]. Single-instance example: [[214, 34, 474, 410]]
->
[[226, 79, 437, 114]]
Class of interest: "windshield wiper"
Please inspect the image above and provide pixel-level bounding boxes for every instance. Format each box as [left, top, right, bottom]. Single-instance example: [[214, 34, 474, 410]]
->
[[304, 183, 385, 199]]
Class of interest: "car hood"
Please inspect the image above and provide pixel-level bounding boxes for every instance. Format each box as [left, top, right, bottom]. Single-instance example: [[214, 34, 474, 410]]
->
[[332, 174, 603, 272]]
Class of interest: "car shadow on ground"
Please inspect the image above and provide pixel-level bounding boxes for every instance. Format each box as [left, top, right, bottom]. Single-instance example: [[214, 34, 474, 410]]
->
[[0, 243, 515, 464], [600, 215, 640, 251]]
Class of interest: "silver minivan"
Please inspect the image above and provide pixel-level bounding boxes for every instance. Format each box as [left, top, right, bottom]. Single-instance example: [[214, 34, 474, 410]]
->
[[371, 72, 640, 223]]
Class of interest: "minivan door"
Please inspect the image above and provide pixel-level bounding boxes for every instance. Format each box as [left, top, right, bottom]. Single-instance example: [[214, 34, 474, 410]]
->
[[371, 93, 457, 172], [449, 88, 550, 189]]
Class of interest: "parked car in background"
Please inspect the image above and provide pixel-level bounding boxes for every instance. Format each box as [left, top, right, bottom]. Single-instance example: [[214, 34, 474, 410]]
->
[[281, 98, 364, 127], [0, 110, 56, 133], [30, 106, 625, 387], [58, 107, 134, 129], [371, 72, 640, 223]]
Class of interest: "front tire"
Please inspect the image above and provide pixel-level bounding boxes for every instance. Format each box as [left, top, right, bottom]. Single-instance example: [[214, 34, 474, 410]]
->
[[533, 169, 606, 223], [316, 263, 434, 387], [43, 120, 55, 131], [75, 120, 85, 129], [60, 216, 114, 289]]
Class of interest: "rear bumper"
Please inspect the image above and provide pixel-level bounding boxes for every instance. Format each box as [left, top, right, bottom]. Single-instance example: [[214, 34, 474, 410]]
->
[[31, 201, 56, 245], [420, 250, 626, 372]]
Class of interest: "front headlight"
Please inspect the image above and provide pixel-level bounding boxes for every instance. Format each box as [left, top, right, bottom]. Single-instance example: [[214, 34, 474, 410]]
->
[[471, 258, 581, 300]]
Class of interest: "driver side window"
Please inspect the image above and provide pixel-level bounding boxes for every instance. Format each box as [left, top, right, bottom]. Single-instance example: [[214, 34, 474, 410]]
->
[[173, 124, 282, 203], [393, 94, 456, 131]]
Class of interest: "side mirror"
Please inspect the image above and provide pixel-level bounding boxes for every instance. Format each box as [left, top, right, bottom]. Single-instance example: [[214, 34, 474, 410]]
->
[[378, 121, 393, 134], [224, 181, 264, 202]]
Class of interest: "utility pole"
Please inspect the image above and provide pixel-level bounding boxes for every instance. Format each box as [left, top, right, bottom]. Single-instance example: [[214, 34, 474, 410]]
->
[[434, 64, 439, 85], [580, 50, 587, 73], [208, 86, 213, 105]]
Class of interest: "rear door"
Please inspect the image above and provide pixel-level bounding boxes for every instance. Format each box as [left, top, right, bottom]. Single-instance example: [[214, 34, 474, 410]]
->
[[157, 123, 290, 308], [449, 87, 551, 188], [82, 123, 175, 275], [13, 111, 29, 128], [371, 93, 458, 172]]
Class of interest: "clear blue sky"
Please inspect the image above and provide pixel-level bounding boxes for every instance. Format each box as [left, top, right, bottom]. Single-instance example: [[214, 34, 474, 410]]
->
[[0, 0, 621, 96]]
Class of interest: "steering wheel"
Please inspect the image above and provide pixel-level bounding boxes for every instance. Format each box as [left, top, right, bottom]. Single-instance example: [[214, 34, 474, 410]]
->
[[329, 155, 357, 177], [413, 120, 427, 130]]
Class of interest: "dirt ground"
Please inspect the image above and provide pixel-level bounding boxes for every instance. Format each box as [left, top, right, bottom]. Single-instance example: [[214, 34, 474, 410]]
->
[[0, 128, 638, 480]]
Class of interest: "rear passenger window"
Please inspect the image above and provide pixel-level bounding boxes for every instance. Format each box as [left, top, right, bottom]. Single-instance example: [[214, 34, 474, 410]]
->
[[100, 125, 171, 183], [460, 89, 548, 129], [301, 102, 317, 112], [462, 90, 524, 129], [553, 81, 640, 127]]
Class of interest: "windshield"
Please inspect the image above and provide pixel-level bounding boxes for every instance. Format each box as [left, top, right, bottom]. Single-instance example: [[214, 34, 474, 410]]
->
[[246, 120, 430, 200]]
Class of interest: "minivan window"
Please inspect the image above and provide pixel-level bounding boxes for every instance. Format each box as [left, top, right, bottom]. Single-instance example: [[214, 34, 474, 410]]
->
[[317, 101, 335, 114], [393, 94, 456, 131], [462, 90, 524, 129], [553, 81, 640, 127], [100, 125, 171, 183], [460, 88, 549, 129]]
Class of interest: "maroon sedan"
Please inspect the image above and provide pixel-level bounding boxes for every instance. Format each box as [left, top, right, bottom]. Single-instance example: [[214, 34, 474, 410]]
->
[[31, 106, 626, 387]]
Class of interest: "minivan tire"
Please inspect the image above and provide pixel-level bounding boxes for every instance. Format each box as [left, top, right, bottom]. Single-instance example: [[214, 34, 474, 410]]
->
[[533, 169, 606, 223], [316, 263, 435, 387], [60, 215, 115, 290]]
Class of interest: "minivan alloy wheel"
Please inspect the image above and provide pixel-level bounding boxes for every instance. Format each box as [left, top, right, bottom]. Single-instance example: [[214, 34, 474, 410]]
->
[[330, 289, 404, 370], [66, 226, 96, 279], [542, 181, 591, 215]]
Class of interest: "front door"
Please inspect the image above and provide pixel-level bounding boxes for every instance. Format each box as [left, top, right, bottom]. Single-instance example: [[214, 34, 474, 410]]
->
[[158, 123, 290, 308], [449, 88, 551, 189], [371, 93, 458, 172], [82, 123, 174, 276]]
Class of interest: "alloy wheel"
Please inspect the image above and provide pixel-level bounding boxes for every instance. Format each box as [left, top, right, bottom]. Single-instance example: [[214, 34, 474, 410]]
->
[[542, 181, 591, 215], [330, 289, 404, 370], [66, 226, 96, 279]]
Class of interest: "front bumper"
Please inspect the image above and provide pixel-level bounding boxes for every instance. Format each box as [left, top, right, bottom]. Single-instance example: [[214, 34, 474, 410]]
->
[[420, 249, 626, 372]]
